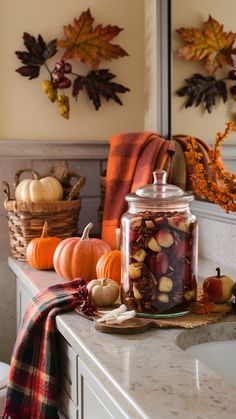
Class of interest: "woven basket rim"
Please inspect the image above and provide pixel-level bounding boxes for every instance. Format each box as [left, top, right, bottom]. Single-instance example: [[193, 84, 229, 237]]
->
[[4, 199, 81, 213]]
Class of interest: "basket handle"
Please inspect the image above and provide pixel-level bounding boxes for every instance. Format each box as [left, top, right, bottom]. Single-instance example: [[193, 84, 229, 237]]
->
[[68, 175, 86, 201], [65, 171, 85, 183], [2, 181, 11, 200], [14, 168, 41, 187]]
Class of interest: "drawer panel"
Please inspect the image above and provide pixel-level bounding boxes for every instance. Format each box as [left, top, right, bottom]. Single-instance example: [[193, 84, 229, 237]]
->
[[78, 359, 127, 419], [16, 277, 33, 330], [59, 386, 78, 419], [58, 334, 78, 405]]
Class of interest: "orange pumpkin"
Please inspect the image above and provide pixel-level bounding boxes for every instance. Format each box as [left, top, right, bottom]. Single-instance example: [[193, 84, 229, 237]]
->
[[96, 228, 121, 284], [96, 250, 121, 284], [53, 223, 111, 280], [26, 221, 62, 270]]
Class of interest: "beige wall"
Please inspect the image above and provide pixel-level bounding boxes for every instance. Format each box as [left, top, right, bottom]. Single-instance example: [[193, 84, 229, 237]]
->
[[0, 0, 145, 141], [172, 0, 236, 144]]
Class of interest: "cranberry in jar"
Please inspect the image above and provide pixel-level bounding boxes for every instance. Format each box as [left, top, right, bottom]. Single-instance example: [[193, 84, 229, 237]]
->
[[121, 170, 198, 314]]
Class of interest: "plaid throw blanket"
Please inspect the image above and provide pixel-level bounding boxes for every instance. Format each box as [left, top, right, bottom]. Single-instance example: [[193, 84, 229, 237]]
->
[[3, 278, 95, 419], [101, 132, 174, 248]]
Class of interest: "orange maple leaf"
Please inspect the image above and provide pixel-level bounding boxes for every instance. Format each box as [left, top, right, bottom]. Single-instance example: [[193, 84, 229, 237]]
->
[[176, 15, 236, 75], [57, 9, 128, 69]]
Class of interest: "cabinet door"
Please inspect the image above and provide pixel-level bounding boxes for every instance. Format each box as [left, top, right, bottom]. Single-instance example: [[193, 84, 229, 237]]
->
[[58, 334, 78, 405], [16, 276, 33, 330], [58, 386, 78, 419], [78, 359, 128, 419]]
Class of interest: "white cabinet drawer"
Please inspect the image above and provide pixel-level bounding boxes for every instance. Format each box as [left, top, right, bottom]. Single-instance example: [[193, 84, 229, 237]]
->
[[78, 359, 127, 419], [59, 386, 78, 419], [58, 334, 78, 406], [16, 276, 33, 329]]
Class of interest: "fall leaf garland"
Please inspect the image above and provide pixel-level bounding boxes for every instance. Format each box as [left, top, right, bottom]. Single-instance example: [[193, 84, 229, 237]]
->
[[15, 9, 129, 119], [176, 15, 236, 113], [185, 122, 236, 212]]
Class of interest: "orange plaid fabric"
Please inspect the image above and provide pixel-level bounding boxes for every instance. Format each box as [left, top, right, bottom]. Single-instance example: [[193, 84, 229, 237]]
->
[[102, 132, 174, 248]]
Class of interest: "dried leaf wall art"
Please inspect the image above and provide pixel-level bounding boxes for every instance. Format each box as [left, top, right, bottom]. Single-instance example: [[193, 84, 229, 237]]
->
[[176, 15, 236, 113], [15, 9, 129, 119]]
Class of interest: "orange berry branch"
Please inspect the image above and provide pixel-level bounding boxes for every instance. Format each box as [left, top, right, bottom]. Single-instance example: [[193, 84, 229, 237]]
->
[[185, 122, 236, 212], [208, 122, 236, 193]]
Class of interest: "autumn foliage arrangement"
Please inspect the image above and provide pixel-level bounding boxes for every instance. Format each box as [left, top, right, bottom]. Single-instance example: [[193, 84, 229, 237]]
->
[[15, 9, 129, 119], [185, 121, 236, 212], [176, 15, 236, 113]]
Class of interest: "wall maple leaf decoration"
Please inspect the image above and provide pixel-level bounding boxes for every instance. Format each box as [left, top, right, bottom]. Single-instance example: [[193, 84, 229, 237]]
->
[[176, 15, 236, 113], [58, 9, 128, 69], [15, 9, 129, 119]]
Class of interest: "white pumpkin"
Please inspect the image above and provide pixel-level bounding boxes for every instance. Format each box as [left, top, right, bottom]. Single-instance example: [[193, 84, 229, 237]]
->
[[87, 278, 119, 306], [15, 176, 63, 203]]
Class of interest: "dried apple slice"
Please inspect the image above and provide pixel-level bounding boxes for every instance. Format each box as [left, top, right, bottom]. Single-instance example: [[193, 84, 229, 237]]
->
[[128, 262, 143, 279], [184, 289, 196, 301], [145, 220, 155, 229], [156, 229, 174, 248], [133, 285, 142, 300], [147, 237, 161, 252], [130, 217, 142, 229], [131, 247, 147, 262], [159, 276, 173, 292], [157, 293, 169, 303], [168, 215, 190, 232]]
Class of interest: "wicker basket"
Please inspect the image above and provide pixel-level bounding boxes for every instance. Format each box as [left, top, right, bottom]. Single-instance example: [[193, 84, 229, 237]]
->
[[3, 168, 86, 261]]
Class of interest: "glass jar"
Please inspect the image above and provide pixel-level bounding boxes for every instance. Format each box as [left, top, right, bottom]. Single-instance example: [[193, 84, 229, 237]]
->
[[121, 170, 198, 314]]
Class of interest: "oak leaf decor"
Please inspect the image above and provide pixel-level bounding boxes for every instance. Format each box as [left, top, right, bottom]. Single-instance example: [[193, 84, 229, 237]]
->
[[15, 9, 129, 119], [176, 15, 236, 113]]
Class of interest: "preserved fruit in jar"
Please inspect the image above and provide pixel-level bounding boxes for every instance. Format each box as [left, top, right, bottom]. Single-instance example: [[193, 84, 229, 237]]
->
[[121, 170, 198, 314]]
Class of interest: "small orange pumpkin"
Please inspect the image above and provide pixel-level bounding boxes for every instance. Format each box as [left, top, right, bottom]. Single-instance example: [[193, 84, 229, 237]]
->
[[26, 221, 62, 270], [53, 223, 111, 280], [96, 228, 122, 284], [96, 250, 121, 284]]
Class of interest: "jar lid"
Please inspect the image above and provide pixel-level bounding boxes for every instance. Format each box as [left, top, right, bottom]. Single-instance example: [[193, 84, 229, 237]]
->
[[125, 170, 194, 204]]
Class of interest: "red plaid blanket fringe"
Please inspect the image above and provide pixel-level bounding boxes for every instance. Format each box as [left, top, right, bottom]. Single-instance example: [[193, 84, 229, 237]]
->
[[3, 278, 95, 419]]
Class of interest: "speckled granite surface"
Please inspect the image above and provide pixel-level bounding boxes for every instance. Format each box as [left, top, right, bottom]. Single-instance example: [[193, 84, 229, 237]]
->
[[9, 257, 236, 419]]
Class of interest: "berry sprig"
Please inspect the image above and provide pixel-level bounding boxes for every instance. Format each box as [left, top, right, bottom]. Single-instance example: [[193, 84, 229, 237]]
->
[[52, 60, 72, 89], [41, 60, 73, 119]]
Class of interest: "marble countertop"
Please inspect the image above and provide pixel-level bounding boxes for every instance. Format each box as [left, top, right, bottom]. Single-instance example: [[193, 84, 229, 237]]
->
[[9, 257, 236, 419]]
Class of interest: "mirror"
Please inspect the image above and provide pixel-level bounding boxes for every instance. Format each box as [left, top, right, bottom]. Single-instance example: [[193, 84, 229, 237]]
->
[[150, 0, 236, 209], [170, 0, 236, 174]]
